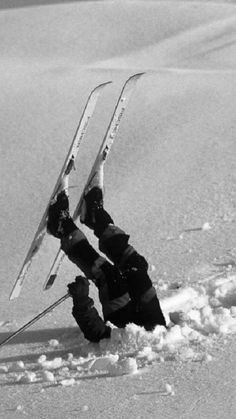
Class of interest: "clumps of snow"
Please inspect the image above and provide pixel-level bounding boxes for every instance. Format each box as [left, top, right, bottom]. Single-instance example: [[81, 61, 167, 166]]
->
[[202, 222, 211, 231], [162, 287, 204, 316], [90, 354, 119, 372], [0, 366, 8, 373], [18, 371, 37, 384], [48, 339, 59, 348], [9, 361, 25, 372], [149, 264, 156, 273], [41, 370, 55, 383], [108, 357, 138, 376], [60, 378, 76, 386], [137, 346, 158, 363], [157, 279, 168, 292], [16, 405, 24, 412], [67, 353, 73, 361], [203, 353, 213, 362], [165, 383, 175, 396], [38, 355, 46, 364], [2, 274, 235, 388], [38, 356, 63, 370]]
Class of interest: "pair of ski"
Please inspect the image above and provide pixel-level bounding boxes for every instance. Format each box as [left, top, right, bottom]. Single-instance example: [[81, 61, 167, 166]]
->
[[9, 73, 144, 301]]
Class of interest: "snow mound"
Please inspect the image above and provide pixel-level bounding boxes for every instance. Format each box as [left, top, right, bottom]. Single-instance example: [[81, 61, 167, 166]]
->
[[1, 274, 235, 386]]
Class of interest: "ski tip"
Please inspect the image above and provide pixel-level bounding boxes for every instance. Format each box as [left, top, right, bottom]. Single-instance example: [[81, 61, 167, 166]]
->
[[102, 80, 113, 86], [130, 72, 145, 79], [123, 72, 145, 87], [93, 80, 113, 92]]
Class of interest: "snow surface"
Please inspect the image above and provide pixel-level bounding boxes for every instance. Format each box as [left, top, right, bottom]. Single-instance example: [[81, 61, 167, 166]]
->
[[1, 274, 236, 386], [0, 0, 236, 418]]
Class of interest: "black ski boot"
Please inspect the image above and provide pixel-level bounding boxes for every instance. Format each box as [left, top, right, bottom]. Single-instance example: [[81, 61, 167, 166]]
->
[[80, 186, 113, 236], [80, 186, 103, 229], [47, 190, 76, 239]]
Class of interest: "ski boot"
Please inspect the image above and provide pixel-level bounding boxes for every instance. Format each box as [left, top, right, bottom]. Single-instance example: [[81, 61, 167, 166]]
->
[[47, 184, 76, 239], [80, 156, 113, 235]]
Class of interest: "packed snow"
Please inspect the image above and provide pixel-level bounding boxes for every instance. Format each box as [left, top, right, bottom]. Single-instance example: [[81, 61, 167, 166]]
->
[[0, 273, 235, 388], [1, 0, 236, 417]]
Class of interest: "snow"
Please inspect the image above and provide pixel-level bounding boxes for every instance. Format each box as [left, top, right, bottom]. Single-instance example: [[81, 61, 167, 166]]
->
[[202, 222, 211, 231], [60, 378, 76, 387], [0, 0, 236, 417], [1, 275, 235, 390], [48, 339, 60, 348], [41, 370, 55, 383], [165, 383, 175, 396], [18, 371, 37, 384]]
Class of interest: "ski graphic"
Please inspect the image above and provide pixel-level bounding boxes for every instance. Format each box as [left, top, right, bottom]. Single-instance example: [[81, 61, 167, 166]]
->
[[10, 81, 112, 300], [44, 72, 145, 290]]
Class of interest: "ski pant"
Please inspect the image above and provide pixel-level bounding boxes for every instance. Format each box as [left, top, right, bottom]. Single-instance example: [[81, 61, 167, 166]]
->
[[61, 213, 166, 331]]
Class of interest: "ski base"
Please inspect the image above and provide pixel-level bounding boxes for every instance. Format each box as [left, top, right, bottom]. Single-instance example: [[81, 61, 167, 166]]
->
[[44, 72, 145, 291], [9, 81, 112, 300]]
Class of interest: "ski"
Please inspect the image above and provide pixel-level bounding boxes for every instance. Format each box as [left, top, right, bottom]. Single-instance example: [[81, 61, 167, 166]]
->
[[44, 72, 145, 291], [9, 81, 112, 300]]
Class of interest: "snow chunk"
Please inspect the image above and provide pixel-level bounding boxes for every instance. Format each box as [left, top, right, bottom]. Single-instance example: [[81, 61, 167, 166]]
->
[[9, 361, 25, 372], [19, 371, 37, 384], [202, 222, 211, 231], [150, 264, 156, 272], [60, 378, 76, 386], [90, 354, 119, 372], [204, 354, 213, 362], [38, 355, 47, 364], [231, 307, 236, 317], [41, 370, 55, 383], [165, 383, 175, 395], [0, 365, 8, 373], [164, 325, 185, 347], [162, 287, 200, 314], [137, 346, 157, 362], [178, 347, 196, 361], [48, 339, 59, 348], [108, 357, 137, 376], [40, 357, 63, 370], [67, 353, 74, 361]]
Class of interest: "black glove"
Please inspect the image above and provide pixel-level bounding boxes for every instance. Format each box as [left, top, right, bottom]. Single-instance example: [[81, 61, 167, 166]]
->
[[67, 276, 89, 302]]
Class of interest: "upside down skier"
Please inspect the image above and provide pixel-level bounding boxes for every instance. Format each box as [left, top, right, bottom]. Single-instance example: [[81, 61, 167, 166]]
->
[[47, 158, 166, 343]]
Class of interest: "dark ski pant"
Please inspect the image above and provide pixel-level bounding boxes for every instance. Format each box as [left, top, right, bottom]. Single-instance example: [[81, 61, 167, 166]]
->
[[61, 214, 166, 340]]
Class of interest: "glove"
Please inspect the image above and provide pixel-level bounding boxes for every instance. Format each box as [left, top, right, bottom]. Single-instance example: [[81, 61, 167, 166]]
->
[[67, 276, 89, 302]]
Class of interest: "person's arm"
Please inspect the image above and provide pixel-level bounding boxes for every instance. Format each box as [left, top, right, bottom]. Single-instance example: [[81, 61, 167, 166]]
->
[[68, 276, 111, 343]]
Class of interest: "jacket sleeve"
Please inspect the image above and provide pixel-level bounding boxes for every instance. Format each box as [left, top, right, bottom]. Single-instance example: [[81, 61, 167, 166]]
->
[[72, 296, 111, 343]]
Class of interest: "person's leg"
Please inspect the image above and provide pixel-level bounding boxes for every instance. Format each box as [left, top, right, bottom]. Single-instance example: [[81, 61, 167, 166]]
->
[[47, 190, 113, 342], [99, 224, 166, 329], [80, 187, 166, 329], [47, 189, 105, 280], [47, 190, 130, 328]]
